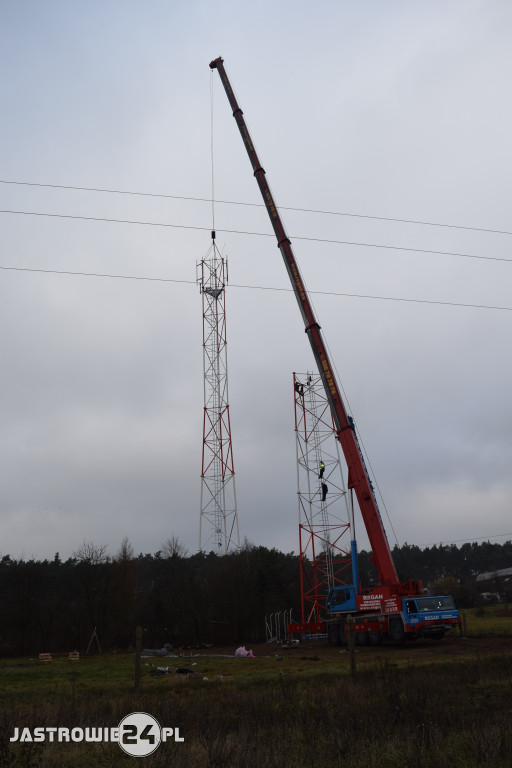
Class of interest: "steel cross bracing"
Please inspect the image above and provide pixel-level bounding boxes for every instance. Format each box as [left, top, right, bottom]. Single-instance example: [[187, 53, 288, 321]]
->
[[198, 240, 240, 553], [294, 372, 353, 626]]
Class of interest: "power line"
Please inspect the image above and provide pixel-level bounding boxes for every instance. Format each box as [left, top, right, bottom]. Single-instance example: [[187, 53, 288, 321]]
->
[[0, 264, 195, 286], [1, 178, 510, 237], [1, 208, 511, 265], [1, 264, 511, 312], [422, 533, 512, 547]]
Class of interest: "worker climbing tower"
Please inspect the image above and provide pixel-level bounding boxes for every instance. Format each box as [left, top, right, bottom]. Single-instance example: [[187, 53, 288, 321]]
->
[[197, 235, 240, 553], [291, 371, 355, 633]]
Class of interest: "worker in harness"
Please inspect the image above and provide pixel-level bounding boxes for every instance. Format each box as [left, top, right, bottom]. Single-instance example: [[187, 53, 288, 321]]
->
[[319, 461, 325, 479]]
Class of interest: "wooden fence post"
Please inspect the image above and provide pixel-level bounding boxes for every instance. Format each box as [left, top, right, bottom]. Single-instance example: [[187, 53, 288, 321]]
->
[[135, 625, 142, 692], [346, 615, 356, 679]]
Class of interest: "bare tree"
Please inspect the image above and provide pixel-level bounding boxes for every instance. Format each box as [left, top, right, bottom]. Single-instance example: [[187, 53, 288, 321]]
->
[[160, 535, 188, 559], [116, 537, 134, 562], [72, 540, 109, 565]]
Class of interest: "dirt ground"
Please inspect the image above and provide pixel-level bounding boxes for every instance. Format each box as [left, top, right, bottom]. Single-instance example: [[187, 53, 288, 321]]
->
[[185, 633, 512, 664]]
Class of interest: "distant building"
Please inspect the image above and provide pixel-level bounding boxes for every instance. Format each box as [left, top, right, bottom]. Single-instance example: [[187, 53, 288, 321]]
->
[[476, 566, 512, 583], [479, 592, 504, 603]]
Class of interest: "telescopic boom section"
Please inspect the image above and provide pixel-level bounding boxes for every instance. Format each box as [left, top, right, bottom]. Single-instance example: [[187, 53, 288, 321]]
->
[[210, 57, 399, 588]]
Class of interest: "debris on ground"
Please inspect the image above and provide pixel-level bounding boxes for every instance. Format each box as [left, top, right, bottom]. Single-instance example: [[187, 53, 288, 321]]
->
[[145, 662, 198, 676], [142, 644, 174, 658], [234, 646, 255, 658]]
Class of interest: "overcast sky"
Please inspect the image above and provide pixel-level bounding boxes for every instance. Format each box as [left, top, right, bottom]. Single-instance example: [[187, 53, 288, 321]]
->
[[1, 1, 511, 563]]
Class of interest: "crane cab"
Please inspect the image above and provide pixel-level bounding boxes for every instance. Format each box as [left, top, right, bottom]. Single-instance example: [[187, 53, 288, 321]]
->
[[326, 585, 357, 613]]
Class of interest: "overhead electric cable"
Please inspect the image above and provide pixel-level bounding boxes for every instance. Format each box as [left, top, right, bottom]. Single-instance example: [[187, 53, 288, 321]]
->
[[1, 208, 511, 264], [423, 532, 512, 547], [1, 178, 510, 237], [1, 264, 511, 312], [0, 264, 195, 285]]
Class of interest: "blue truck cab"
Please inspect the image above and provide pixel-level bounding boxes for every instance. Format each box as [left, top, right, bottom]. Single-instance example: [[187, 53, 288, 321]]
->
[[326, 585, 358, 613], [402, 595, 460, 637]]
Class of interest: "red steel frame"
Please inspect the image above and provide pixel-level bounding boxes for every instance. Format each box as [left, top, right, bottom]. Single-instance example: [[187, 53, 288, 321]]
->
[[292, 372, 353, 635]]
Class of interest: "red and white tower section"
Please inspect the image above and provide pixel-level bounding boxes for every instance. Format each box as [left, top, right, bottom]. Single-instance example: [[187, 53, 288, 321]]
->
[[291, 371, 355, 634], [198, 237, 240, 554]]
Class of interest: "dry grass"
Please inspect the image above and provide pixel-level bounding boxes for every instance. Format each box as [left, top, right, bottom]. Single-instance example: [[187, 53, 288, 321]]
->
[[463, 606, 512, 636], [1, 643, 512, 767]]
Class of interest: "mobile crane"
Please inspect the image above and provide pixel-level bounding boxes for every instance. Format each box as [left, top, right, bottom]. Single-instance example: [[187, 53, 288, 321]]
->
[[210, 57, 461, 643]]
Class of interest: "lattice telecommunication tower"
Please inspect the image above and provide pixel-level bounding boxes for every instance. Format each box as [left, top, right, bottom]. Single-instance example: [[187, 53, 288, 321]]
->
[[292, 371, 356, 630], [197, 234, 240, 553]]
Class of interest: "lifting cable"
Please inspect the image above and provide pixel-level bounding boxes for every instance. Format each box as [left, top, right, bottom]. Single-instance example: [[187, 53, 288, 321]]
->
[[210, 69, 216, 235]]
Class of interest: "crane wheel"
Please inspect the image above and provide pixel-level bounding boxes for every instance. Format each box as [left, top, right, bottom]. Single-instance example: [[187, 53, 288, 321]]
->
[[388, 618, 405, 643], [327, 624, 341, 645]]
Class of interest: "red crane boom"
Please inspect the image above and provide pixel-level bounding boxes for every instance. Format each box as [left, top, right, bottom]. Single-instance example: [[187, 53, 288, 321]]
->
[[210, 57, 414, 592]]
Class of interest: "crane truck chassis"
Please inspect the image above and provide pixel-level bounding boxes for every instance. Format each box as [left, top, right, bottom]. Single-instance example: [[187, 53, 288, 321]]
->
[[210, 57, 462, 643], [324, 586, 460, 645]]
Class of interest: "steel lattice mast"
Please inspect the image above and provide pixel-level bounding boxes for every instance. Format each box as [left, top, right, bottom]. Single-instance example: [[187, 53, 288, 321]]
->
[[291, 371, 355, 632], [198, 236, 240, 553]]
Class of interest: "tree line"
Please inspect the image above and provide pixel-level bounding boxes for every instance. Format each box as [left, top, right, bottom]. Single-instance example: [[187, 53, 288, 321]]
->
[[0, 537, 510, 655]]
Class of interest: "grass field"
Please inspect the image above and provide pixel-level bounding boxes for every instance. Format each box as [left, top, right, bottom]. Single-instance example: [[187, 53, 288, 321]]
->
[[462, 605, 512, 636], [2, 621, 512, 767]]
